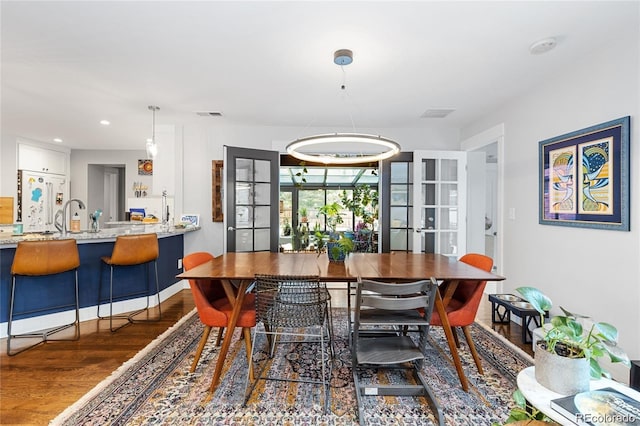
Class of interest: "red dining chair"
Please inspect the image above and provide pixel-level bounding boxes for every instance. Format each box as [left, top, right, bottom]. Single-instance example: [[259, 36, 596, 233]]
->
[[430, 253, 493, 374], [183, 252, 255, 378]]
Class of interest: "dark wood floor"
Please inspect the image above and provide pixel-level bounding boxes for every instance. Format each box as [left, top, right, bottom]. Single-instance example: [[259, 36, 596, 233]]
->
[[0, 290, 532, 425]]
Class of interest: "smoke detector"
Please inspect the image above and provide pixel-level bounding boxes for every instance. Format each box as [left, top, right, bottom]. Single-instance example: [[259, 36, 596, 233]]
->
[[529, 37, 557, 55]]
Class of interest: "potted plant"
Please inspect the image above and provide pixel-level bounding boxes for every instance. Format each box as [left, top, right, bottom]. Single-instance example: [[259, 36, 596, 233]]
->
[[317, 202, 353, 261], [299, 207, 308, 223], [282, 218, 291, 236], [516, 286, 630, 395]]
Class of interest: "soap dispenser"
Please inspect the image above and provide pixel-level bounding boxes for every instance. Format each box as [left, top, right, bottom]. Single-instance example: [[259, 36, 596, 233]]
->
[[71, 212, 81, 232]]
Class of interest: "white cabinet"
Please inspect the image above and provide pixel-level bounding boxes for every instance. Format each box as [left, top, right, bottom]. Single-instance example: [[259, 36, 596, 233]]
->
[[18, 144, 68, 175]]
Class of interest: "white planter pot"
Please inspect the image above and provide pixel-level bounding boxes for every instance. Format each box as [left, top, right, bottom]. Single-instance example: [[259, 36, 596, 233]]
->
[[535, 343, 590, 395]]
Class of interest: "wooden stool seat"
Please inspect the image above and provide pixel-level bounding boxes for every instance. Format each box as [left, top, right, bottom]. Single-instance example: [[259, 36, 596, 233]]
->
[[8, 239, 81, 355]]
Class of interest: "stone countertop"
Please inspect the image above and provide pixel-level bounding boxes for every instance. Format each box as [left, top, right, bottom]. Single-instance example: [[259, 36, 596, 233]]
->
[[0, 224, 199, 248]]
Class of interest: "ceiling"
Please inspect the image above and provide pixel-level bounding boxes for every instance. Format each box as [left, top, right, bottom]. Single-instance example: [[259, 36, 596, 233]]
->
[[2, 1, 637, 151]]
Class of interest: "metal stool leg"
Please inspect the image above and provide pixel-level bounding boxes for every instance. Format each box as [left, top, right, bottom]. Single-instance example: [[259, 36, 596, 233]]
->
[[97, 260, 162, 332], [8, 271, 81, 356]]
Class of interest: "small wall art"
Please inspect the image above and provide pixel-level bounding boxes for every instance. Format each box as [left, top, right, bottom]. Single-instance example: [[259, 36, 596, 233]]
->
[[539, 116, 630, 231], [179, 214, 200, 227], [138, 159, 153, 175]]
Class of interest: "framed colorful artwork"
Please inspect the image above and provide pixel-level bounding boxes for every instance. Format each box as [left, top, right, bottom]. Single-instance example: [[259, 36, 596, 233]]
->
[[539, 116, 630, 231]]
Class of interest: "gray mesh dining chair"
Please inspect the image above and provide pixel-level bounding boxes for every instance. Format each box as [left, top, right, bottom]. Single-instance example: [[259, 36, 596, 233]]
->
[[244, 274, 334, 413]]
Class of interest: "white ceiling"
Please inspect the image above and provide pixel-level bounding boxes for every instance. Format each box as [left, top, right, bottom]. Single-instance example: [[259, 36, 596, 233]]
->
[[2, 1, 637, 151]]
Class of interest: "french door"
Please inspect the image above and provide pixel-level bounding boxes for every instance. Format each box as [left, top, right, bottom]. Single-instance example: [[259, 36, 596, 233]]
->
[[224, 146, 279, 252], [411, 151, 467, 256], [381, 151, 467, 256]]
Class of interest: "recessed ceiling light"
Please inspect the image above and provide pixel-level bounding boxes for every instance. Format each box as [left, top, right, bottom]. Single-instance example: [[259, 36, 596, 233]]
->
[[53, 138, 63, 143], [100, 119, 111, 126], [529, 37, 557, 55]]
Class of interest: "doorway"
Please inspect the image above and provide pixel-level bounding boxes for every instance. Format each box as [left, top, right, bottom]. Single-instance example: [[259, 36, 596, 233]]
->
[[87, 164, 126, 226], [462, 124, 504, 293]]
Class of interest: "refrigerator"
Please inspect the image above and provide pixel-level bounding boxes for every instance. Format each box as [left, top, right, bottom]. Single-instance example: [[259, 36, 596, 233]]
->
[[17, 170, 68, 233]]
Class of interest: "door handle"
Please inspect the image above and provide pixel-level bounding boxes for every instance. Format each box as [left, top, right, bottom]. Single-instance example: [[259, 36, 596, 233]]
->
[[227, 226, 236, 232], [415, 228, 422, 233]]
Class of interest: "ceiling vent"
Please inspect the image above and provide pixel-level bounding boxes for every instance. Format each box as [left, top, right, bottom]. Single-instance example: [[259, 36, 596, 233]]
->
[[195, 111, 223, 117], [421, 109, 455, 119]]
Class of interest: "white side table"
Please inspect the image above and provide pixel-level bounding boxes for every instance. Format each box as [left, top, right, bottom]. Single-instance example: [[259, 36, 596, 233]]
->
[[517, 366, 640, 425]]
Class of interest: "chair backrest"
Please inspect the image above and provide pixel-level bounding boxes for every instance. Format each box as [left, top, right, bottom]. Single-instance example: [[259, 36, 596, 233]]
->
[[353, 277, 438, 354], [438, 253, 493, 326], [183, 252, 228, 325], [11, 239, 80, 276], [109, 233, 159, 265], [254, 274, 326, 328]]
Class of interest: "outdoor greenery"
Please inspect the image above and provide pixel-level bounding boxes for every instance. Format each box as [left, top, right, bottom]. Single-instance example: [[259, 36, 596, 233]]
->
[[516, 286, 630, 379], [340, 184, 378, 231]]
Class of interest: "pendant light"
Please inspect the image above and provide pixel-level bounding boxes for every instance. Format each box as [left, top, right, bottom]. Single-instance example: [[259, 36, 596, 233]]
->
[[286, 49, 400, 164], [146, 105, 160, 159]]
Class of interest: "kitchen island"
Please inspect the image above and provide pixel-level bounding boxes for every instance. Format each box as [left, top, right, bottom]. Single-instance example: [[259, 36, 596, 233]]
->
[[0, 224, 199, 338]]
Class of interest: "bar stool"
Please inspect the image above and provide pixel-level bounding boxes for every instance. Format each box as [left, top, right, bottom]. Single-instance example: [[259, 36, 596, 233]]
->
[[97, 233, 162, 332], [8, 239, 81, 356]]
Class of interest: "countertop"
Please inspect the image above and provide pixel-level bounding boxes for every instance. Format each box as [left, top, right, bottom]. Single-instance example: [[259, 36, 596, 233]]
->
[[0, 223, 199, 248]]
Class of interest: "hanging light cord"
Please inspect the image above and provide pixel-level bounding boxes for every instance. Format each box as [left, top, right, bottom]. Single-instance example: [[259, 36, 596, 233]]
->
[[340, 65, 357, 133]]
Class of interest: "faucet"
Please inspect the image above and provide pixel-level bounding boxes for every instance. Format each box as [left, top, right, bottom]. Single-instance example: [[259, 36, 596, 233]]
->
[[61, 199, 86, 235]]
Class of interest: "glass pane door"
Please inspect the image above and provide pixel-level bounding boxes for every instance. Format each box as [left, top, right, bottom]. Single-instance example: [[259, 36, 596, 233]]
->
[[412, 151, 467, 257], [225, 146, 279, 252]]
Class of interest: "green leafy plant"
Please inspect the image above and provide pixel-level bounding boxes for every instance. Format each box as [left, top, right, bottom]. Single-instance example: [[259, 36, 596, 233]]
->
[[313, 222, 326, 254], [516, 286, 630, 379], [340, 185, 378, 231], [317, 202, 344, 235], [492, 389, 551, 425], [293, 161, 308, 187]]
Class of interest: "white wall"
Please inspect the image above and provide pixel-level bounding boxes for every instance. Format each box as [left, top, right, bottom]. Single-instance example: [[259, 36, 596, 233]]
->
[[462, 26, 640, 382]]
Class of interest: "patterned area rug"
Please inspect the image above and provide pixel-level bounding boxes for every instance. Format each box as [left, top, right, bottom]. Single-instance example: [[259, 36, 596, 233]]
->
[[51, 309, 533, 425]]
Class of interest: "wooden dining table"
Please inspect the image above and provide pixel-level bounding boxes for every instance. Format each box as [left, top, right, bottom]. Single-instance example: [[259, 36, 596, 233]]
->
[[176, 251, 505, 393]]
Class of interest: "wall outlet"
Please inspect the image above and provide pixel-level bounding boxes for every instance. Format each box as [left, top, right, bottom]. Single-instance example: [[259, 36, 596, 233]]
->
[[177, 258, 183, 269]]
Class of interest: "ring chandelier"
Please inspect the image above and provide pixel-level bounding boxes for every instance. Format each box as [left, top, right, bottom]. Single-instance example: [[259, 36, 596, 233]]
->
[[286, 133, 401, 164], [287, 49, 401, 165]]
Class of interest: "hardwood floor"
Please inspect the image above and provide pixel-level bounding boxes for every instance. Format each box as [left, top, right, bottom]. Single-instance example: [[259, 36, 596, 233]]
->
[[0, 291, 195, 426], [0, 290, 531, 425]]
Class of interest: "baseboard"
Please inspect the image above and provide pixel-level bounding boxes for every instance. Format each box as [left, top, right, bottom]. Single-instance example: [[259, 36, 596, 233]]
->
[[0, 280, 190, 339]]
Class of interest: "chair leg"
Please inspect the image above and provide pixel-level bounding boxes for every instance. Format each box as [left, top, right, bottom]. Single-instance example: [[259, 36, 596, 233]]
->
[[242, 327, 254, 382], [190, 325, 213, 373], [462, 325, 484, 375], [452, 326, 461, 348], [215, 327, 224, 346]]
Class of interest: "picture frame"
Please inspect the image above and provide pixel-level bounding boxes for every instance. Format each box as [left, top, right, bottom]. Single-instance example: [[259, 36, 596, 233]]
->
[[539, 116, 630, 231], [179, 214, 200, 227], [138, 159, 153, 175], [212, 160, 223, 222]]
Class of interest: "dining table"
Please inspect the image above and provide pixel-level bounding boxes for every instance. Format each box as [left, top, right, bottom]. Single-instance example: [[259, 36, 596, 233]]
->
[[176, 251, 505, 393]]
